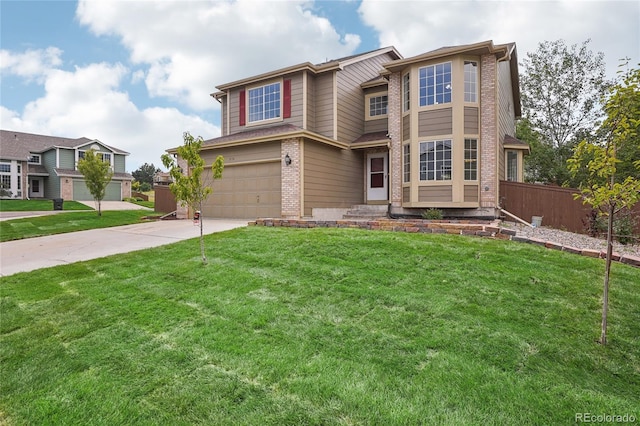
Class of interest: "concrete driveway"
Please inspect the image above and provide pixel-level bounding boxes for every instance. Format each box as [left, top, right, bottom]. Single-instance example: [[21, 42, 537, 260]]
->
[[0, 218, 248, 277]]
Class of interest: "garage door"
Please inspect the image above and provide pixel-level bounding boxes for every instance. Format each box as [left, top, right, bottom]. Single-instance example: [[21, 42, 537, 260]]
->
[[202, 161, 281, 219], [73, 180, 121, 201]]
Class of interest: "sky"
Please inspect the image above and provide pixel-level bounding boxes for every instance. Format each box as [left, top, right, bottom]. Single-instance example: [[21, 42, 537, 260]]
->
[[1, 0, 638, 173]]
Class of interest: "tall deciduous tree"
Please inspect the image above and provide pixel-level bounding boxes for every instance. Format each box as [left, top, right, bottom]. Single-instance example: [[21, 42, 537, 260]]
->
[[568, 64, 640, 345], [521, 39, 609, 185], [77, 149, 114, 217], [161, 132, 224, 264], [132, 163, 161, 187]]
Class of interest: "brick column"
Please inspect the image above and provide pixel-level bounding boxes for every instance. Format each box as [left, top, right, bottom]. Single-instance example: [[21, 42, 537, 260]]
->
[[480, 54, 497, 209], [387, 72, 402, 207], [281, 138, 301, 218]]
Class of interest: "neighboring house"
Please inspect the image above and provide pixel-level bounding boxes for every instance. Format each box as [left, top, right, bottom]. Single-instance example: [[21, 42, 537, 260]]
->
[[0, 130, 133, 201], [167, 40, 528, 219]]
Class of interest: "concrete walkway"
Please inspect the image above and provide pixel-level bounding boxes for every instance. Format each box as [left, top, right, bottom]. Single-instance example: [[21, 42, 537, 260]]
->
[[0, 219, 248, 277]]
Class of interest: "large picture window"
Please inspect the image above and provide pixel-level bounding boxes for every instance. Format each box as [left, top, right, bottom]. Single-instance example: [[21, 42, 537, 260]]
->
[[464, 61, 478, 103], [464, 138, 478, 180], [419, 62, 452, 106], [248, 82, 281, 123], [420, 140, 452, 181]]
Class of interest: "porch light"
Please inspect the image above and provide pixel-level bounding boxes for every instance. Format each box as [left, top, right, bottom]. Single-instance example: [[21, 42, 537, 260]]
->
[[284, 154, 292, 166]]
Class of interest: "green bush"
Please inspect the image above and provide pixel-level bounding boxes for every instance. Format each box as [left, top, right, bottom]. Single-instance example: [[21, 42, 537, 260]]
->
[[421, 208, 444, 220]]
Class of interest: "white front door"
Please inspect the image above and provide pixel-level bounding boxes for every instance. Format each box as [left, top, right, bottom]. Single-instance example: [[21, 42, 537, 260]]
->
[[366, 153, 387, 201], [29, 178, 43, 198]]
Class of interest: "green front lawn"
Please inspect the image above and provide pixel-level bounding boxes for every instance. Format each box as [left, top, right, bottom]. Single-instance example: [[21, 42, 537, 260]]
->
[[0, 199, 93, 211], [0, 210, 156, 242], [1, 227, 638, 425]]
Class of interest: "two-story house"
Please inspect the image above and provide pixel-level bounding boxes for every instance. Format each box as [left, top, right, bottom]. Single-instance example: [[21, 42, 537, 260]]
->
[[168, 40, 528, 220], [0, 130, 133, 201]]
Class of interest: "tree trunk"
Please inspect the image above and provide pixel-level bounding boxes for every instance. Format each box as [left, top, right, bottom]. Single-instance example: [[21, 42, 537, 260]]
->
[[199, 201, 206, 264], [600, 203, 615, 345]]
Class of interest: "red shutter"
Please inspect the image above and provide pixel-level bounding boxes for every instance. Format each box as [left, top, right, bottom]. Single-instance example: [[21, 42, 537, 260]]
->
[[283, 79, 291, 119], [239, 90, 246, 126]]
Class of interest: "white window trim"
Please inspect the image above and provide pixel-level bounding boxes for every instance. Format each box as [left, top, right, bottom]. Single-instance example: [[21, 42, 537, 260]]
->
[[418, 61, 453, 108], [505, 150, 521, 182], [419, 139, 453, 182], [28, 153, 41, 165], [77, 149, 115, 170], [364, 91, 388, 121], [246, 79, 283, 127]]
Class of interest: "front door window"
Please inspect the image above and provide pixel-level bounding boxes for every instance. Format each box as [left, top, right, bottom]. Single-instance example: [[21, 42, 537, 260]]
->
[[367, 153, 388, 201]]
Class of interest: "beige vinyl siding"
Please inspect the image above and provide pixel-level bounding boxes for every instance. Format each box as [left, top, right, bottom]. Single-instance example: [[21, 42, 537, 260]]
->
[[336, 53, 397, 143], [464, 106, 479, 134], [114, 154, 126, 173], [403, 115, 411, 141], [58, 148, 75, 169], [418, 185, 453, 202], [221, 96, 228, 136], [364, 118, 387, 134], [43, 150, 59, 198], [497, 61, 515, 181], [314, 73, 334, 138], [303, 141, 364, 216], [418, 108, 453, 137], [464, 184, 479, 202], [306, 72, 316, 130], [286, 73, 304, 128], [227, 87, 241, 135], [403, 187, 410, 203]]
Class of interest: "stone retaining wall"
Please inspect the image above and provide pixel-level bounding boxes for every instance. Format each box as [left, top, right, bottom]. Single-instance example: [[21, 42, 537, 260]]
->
[[249, 218, 640, 268]]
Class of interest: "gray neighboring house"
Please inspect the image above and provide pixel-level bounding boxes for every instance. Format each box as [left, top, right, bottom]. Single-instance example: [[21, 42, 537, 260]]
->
[[0, 130, 133, 201]]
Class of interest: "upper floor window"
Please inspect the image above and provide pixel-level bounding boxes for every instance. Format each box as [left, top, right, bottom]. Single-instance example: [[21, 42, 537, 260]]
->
[[419, 62, 452, 107], [464, 61, 478, 103], [78, 151, 112, 165], [28, 154, 41, 164], [365, 92, 388, 120], [420, 139, 452, 181], [248, 82, 281, 123], [403, 73, 410, 112]]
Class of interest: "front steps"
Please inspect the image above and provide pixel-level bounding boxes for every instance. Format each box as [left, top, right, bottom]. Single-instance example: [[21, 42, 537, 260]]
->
[[342, 204, 388, 220]]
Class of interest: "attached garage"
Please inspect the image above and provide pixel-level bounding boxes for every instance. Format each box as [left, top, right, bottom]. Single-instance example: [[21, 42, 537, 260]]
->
[[200, 141, 282, 219], [73, 179, 122, 201]]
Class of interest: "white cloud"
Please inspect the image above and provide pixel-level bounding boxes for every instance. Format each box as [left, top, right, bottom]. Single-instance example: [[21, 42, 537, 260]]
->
[[76, 0, 361, 110], [0, 47, 63, 81], [358, 0, 639, 80], [3, 61, 219, 172]]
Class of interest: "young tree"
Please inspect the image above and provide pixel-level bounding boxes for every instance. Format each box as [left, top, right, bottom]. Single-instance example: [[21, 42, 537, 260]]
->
[[77, 149, 114, 217], [521, 39, 609, 185], [568, 65, 640, 345], [161, 132, 224, 264]]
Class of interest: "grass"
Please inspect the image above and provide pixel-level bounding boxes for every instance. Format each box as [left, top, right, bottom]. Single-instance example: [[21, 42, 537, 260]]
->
[[0, 210, 156, 242], [0, 199, 93, 211], [1, 226, 638, 425]]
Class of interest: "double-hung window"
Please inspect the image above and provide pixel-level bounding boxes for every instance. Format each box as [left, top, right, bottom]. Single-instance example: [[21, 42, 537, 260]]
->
[[419, 62, 452, 106], [464, 139, 478, 180], [506, 151, 518, 181], [420, 140, 452, 181], [403, 144, 411, 183], [28, 154, 41, 164], [248, 82, 281, 123], [402, 73, 410, 112], [369, 95, 388, 117]]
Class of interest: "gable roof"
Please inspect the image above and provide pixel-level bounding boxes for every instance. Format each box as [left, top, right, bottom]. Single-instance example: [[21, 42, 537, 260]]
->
[[212, 46, 402, 98], [0, 130, 129, 161]]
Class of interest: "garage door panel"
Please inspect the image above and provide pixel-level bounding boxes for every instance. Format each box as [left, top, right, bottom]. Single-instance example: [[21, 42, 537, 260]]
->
[[202, 161, 281, 219]]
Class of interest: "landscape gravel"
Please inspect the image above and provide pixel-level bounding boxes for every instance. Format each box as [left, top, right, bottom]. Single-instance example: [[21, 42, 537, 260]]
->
[[500, 221, 640, 259]]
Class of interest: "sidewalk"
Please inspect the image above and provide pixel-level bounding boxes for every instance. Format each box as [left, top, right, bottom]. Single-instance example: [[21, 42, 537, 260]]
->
[[0, 219, 248, 277]]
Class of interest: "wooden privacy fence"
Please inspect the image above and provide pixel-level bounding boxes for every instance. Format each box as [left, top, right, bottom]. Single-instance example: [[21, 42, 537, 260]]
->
[[499, 180, 640, 235], [154, 184, 177, 214]]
